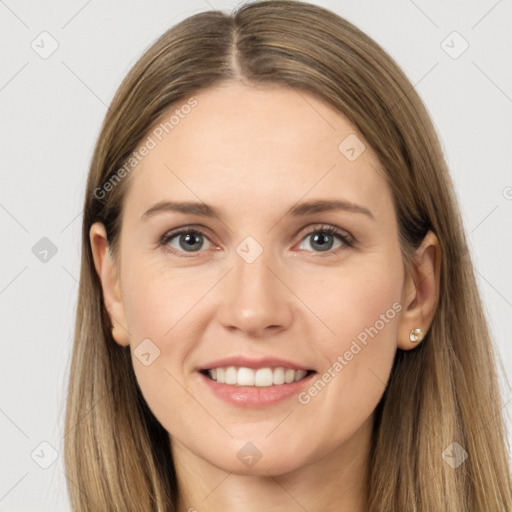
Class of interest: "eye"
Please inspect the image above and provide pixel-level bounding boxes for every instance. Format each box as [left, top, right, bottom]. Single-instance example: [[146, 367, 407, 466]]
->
[[160, 228, 213, 255], [296, 225, 354, 254], [159, 224, 354, 257]]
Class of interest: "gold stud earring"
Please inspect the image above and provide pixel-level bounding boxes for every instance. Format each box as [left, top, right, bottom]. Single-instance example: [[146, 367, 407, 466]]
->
[[409, 328, 424, 343]]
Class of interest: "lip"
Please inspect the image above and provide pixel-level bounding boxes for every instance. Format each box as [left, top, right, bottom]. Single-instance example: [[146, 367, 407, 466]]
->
[[198, 370, 316, 408], [199, 355, 314, 372]]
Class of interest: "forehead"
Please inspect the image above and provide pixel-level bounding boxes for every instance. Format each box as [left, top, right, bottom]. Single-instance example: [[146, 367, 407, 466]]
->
[[124, 81, 391, 223]]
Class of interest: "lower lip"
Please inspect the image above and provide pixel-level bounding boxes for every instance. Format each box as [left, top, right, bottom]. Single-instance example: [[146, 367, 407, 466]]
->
[[198, 371, 316, 408]]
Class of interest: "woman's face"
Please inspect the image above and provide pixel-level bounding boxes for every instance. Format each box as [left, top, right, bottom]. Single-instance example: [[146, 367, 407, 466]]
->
[[97, 81, 412, 475]]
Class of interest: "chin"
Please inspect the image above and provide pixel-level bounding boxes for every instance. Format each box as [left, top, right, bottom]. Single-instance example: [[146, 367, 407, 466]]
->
[[201, 441, 310, 477], [216, 457, 304, 477]]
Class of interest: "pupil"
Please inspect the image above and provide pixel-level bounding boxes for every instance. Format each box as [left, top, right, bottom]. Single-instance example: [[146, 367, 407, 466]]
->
[[312, 233, 332, 251], [180, 233, 202, 251]]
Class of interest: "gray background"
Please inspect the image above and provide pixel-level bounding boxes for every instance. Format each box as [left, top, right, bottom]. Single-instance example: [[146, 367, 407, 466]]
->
[[1, 0, 511, 510]]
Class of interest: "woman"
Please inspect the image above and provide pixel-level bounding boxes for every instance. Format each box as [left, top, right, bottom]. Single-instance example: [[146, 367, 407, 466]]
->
[[64, 1, 512, 510]]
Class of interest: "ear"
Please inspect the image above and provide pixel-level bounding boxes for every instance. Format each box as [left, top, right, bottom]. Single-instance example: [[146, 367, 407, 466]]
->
[[397, 230, 441, 350], [89, 222, 130, 347]]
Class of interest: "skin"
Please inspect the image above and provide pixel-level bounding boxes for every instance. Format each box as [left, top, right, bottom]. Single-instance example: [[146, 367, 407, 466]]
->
[[90, 81, 441, 512]]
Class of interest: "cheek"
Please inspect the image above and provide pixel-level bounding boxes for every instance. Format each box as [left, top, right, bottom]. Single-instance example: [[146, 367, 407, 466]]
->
[[298, 257, 403, 425], [121, 252, 207, 342], [300, 251, 403, 345], [119, 252, 220, 369], [120, 262, 207, 429]]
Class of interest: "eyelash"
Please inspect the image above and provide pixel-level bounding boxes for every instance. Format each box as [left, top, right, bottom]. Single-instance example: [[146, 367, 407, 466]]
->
[[159, 224, 355, 258]]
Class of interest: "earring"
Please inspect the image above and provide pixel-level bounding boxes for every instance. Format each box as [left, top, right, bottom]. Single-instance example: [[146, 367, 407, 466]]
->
[[409, 328, 424, 343]]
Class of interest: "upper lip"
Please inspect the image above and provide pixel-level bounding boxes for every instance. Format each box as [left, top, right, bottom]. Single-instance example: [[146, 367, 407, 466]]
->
[[200, 355, 315, 372]]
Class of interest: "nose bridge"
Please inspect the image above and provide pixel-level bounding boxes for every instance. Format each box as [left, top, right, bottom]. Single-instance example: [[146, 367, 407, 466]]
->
[[216, 241, 293, 335]]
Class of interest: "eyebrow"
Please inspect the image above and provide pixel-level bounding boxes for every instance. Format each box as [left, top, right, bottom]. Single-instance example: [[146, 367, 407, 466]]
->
[[141, 198, 374, 222]]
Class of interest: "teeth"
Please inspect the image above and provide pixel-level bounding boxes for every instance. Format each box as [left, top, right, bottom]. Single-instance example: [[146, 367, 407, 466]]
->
[[206, 366, 309, 387], [273, 367, 285, 385], [225, 366, 237, 385], [255, 368, 273, 387], [238, 367, 255, 386]]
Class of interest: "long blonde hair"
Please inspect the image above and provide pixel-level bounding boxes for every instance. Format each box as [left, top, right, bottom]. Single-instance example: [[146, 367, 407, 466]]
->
[[64, 1, 512, 510]]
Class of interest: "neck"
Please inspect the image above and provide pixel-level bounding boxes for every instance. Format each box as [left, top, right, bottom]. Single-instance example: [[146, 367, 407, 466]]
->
[[172, 415, 373, 512]]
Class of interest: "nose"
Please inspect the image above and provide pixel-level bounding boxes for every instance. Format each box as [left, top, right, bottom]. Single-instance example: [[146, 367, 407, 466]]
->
[[216, 251, 294, 338]]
